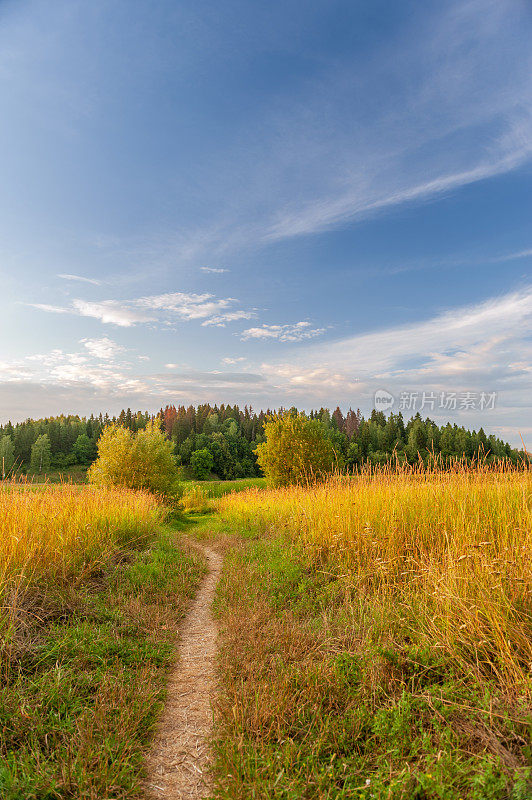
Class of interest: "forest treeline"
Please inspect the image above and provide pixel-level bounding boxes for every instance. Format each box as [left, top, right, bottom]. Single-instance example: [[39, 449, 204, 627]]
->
[[0, 403, 523, 478]]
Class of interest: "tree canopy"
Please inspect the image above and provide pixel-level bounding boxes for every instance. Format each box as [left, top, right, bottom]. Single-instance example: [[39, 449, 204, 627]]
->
[[0, 403, 523, 481]]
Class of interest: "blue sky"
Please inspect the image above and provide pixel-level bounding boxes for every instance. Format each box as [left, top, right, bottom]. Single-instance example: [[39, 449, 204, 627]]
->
[[0, 0, 531, 444]]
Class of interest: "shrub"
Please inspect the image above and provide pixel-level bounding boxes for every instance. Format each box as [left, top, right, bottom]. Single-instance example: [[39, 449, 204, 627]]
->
[[88, 421, 178, 496], [255, 411, 337, 487]]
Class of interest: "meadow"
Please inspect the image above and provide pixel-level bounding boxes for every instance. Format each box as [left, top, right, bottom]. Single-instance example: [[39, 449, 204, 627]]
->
[[211, 466, 532, 799], [180, 476, 267, 513], [1, 464, 530, 799], [0, 484, 204, 799]]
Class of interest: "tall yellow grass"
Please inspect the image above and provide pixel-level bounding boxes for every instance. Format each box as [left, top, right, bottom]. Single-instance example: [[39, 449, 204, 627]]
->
[[219, 466, 532, 696], [0, 483, 163, 595]]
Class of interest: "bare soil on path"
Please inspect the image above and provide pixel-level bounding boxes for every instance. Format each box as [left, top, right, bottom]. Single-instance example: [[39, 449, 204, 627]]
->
[[144, 542, 222, 799]]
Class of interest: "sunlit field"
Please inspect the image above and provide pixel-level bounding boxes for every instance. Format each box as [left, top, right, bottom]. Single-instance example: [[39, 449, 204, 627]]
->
[[215, 465, 532, 798], [0, 483, 162, 601], [220, 466, 531, 691], [180, 476, 267, 513], [0, 483, 204, 798]]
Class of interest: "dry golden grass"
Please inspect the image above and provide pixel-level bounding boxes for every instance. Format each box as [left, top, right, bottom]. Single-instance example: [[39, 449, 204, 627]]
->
[[212, 465, 531, 797], [0, 486, 206, 798], [180, 484, 217, 514], [0, 482, 163, 597], [219, 466, 532, 696]]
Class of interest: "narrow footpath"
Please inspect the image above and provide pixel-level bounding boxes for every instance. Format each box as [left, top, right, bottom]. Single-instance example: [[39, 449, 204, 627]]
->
[[144, 543, 222, 800]]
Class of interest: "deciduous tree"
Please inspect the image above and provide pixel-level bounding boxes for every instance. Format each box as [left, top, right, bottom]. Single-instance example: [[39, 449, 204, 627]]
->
[[190, 448, 214, 480], [30, 434, 52, 474], [89, 421, 178, 496], [0, 435, 15, 478], [255, 412, 338, 487]]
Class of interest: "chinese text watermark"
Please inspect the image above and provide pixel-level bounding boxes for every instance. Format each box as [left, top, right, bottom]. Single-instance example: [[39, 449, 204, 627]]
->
[[374, 389, 497, 413]]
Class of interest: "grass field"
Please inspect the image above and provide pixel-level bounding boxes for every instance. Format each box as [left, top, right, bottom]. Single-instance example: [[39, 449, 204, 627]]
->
[[180, 477, 267, 512], [0, 485, 205, 799], [12, 464, 90, 483], [185, 476, 266, 496], [211, 467, 532, 799], [1, 467, 530, 798]]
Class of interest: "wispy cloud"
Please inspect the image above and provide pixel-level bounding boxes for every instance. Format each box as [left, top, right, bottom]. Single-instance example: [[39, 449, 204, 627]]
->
[[58, 273, 102, 285], [28, 291, 254, 328], [25, 303, 70, 315], [273, 286, 532, 377], [241, 321, 326, 342], [73, 300, 155, 327], [154, 369, 265, 386], [202, 311, 255, 327], [490, 248, 532, 263], [263, 2, 532, 241], [267, 144, 532, 240], [257, 287, 532, 417], [31, 0, 530, 275], [222, 356, 247, 365], [194, 1, 532, 251]]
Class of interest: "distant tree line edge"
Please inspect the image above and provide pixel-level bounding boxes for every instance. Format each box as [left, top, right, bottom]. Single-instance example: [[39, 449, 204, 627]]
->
[[0, 403, 524, 479]]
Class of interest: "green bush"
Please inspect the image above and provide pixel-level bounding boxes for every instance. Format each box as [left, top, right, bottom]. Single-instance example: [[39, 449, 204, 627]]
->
[[88, 422, 178, 497], [255, 412, 339, 487]]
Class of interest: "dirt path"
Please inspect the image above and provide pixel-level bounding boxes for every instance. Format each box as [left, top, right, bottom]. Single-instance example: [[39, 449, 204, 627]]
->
[[144, 542, 222, 799]]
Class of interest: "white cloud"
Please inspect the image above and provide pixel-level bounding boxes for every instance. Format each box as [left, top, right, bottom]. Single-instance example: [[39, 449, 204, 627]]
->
[[254, 287, 532, 435], [241, 321, 326, 342], [58, 273, 101, 285], [80, 337, 125, 360], [222, 356, 247, 365], [136, 291, 235, 320], [2, 287, 531, 445], [0, 341, 149, 395], [200, 267, 230, 273], [29, 291, 253, 329], [26, 303, 70, 315], [262, 286, 532, 383], [202, 310, 255, 327], [491, 248, 532, 263], [72, 299, 155, 327]]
